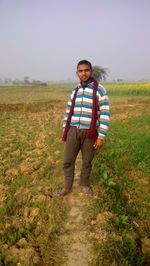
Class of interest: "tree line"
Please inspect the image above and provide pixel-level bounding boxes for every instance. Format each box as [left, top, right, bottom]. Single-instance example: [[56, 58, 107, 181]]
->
[[0, 66, 109, 85]]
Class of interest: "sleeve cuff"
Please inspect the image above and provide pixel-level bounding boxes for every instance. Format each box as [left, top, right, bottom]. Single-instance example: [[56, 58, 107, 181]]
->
[[98, 133, 106, 140]]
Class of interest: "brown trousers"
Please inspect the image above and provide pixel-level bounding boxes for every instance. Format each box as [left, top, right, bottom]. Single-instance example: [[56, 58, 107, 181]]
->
[[63, 126, 97, 189]]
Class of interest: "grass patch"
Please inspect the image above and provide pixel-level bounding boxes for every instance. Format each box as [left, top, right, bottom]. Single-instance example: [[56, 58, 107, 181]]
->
[[105, 82, 150, 96], [90, 114, 150, 265]]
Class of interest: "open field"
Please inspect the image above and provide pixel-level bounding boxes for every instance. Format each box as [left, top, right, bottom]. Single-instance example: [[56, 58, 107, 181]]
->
[[0, 83, 150, 265]]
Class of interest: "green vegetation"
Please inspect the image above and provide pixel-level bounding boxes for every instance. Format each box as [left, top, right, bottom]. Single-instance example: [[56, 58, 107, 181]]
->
[[106, 82, 150, 96], [89, 115, 150, 265]]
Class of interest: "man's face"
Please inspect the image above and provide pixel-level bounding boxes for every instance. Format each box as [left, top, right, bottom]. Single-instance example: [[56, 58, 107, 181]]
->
[[76, 64, 93, 83]]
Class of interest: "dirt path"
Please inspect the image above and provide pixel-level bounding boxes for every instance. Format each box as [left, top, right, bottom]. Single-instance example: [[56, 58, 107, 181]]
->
[[60, 153, 93, 266]]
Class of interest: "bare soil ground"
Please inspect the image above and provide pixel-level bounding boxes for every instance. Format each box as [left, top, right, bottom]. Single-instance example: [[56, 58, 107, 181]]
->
[[60, 155, 94, 265]]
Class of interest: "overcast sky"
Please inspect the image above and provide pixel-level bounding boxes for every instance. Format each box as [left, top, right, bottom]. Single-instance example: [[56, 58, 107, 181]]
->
[[0, 0, 150, 82]]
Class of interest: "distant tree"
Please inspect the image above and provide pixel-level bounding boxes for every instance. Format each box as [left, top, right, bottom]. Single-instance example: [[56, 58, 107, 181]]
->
[[32, 80, 47, 86], [117, 78, 124, 82], [12, 79, 20, 84], [24, 76, 30, 83], [92, 66, 109, 81], [4, 78, 12, 84], [32, 80, 41, 84]]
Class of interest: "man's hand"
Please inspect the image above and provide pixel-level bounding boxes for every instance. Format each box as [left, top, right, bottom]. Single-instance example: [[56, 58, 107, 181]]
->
[[61, 135, 65, 142], [93, 138, 104, 149]]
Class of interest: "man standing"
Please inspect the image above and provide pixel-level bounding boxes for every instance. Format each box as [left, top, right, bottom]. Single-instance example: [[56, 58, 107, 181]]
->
[[55, 60, 110, 197]]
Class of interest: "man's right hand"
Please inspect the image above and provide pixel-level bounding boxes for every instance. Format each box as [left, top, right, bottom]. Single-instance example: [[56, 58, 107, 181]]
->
[[61, 135, 65, 141]]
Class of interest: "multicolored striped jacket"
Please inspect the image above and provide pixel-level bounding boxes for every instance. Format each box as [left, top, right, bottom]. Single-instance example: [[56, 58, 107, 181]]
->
[[63, 80, 110, 139]]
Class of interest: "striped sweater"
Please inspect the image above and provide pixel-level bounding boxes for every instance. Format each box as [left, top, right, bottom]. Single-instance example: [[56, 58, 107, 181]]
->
[[62, 80, 110, 139]]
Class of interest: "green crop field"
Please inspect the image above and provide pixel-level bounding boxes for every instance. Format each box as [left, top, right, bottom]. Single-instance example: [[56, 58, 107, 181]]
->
[[0, 83, 150, 265]]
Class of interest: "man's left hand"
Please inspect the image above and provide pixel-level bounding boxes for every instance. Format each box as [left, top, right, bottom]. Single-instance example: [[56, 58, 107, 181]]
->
[[93, 138, 104, 149]]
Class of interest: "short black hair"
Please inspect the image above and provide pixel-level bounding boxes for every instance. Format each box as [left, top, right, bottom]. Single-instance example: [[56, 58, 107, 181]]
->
[[77, 60, 92, 69]]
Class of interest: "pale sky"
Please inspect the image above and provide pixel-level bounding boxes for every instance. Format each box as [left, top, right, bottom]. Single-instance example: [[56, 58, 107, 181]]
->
[[0, 0, 150, 82]]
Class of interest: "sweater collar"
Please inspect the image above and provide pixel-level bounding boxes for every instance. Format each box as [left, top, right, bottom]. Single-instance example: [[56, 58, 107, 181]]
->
[[79, 77, 95, 88]]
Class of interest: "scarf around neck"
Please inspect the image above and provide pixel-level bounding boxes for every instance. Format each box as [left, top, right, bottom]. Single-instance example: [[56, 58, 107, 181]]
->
[[62, 78, 98, 142]]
